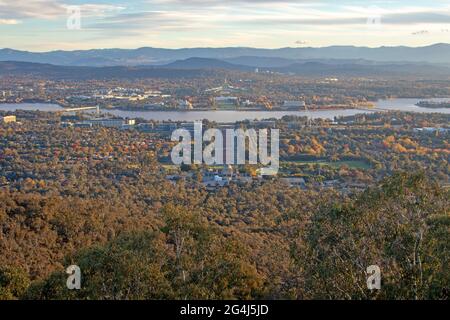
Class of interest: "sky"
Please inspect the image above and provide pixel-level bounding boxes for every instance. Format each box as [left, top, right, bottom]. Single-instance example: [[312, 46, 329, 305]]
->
[[1, 0, 450, 51]]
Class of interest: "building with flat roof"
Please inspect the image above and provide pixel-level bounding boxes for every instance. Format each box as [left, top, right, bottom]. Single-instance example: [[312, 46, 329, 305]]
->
[[214, 96, 239, 107], [283, 101, 306, 109], [84, 119, 124, 127], [1, 115, 16, 123]]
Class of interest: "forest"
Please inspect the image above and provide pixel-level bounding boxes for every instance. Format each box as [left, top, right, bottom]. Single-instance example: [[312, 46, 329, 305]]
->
[[0, 111, 448, 300], [0, 172, 448, 300]]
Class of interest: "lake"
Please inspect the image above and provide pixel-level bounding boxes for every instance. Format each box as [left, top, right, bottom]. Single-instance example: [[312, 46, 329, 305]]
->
[[375, 98, 450, 113], [1, 98, 449, 122]]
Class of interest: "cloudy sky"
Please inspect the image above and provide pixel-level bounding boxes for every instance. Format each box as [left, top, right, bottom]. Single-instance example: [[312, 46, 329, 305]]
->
[[1, 0, 450, 51]]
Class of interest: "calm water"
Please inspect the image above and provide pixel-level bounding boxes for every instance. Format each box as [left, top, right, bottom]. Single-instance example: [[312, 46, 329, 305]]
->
[[0, 103, 64, 112], [376, 98, 450, 113], [105, 109, 372, 122], [1, 98, 449, 122]]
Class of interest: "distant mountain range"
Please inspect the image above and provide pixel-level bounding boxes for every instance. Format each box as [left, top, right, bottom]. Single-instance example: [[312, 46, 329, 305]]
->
[[163, 57, 251, 71], [1, 44, 450, 67], [0, 61, 213, 80], [1, 58, 450, 80]]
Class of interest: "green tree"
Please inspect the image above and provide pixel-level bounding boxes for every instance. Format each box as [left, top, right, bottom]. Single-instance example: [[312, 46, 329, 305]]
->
[[294, 172, 449, 300], [0, 266, 30, 300], [26, 232, 172, 300]]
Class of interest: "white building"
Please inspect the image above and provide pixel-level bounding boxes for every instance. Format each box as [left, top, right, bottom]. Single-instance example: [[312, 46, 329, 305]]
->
[[214, 97, 239, 106], [82, 118, 135, 128], [0, 115, 16, 123], [283, 101, 306, 109]]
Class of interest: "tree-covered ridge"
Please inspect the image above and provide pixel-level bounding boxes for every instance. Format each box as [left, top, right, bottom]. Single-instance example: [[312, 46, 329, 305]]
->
[[1, 173, 448, 300], [296, 172, 449, 299]]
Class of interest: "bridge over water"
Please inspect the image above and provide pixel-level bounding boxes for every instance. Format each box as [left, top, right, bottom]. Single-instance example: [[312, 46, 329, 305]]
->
[[58, 106, 100, 113]]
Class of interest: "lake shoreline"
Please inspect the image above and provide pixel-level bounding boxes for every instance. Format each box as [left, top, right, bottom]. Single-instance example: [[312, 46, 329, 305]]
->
[[107, 106, 366, 112], [1, 98, 449, 122]]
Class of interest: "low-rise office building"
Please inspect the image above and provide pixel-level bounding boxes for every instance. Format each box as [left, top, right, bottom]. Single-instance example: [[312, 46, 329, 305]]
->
[[1, 115, 16, 123]]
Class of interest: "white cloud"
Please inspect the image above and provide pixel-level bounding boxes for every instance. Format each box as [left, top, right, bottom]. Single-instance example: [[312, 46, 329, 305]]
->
[[0, 0, 126, 19], [2, 0, 450, 50], [0, 18, 20, 24], [0, 0, 65, 19]]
